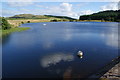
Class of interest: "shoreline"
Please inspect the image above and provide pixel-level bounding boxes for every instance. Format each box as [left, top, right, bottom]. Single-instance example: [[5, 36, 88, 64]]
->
[[1, 27, 30, 38], [7, 19, 119, 28], [1, 19, 119, 38], [78, 20, 120, 22], [87, 56, 120, 80], [100, 62, 120, 80]]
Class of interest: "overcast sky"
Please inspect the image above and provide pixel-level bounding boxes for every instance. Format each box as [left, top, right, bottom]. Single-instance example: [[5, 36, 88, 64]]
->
[[1, 0, 119, 19]]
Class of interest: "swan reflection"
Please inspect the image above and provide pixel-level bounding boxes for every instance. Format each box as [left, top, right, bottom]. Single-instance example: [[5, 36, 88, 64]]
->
[[40, 53, 74, 68]]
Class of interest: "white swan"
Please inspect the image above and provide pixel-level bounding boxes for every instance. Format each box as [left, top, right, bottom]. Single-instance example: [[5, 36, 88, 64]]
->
[[43, 24, 46, 26]]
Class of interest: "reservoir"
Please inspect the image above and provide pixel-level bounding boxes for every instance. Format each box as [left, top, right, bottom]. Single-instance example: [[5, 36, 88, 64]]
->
[[2, 22, 119, 79]]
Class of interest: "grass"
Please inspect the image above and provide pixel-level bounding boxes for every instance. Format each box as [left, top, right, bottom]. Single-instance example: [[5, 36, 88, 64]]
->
[[1, 27, 30, 37], [7, 18, 70, 28]]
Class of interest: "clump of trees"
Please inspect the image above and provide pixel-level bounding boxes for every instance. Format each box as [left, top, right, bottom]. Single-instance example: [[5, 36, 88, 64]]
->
[[62, 19, 68, 21], [27, 21, 30, 23], [50, 19, 58, 22], [1, 17, 11, 30], [50, 19, 69, 22], [79, 10, 120, 22], [21, 21, 24, 24]]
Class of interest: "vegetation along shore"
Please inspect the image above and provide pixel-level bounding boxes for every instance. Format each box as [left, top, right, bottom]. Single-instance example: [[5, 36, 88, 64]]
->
[[0, 17, 30, 37]]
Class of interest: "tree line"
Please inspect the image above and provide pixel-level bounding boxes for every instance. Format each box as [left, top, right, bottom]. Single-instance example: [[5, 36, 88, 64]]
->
[[79, 10, 120, 22]]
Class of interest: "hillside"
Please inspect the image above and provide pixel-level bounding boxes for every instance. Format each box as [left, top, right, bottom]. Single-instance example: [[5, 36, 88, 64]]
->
[[44, 15, 76, 20], [9, 14, 76, 20], [79, 10, 120, 22]]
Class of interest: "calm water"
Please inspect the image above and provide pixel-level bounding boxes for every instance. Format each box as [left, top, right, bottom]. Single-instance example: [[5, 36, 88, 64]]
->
[[2, 22, 119, 79]]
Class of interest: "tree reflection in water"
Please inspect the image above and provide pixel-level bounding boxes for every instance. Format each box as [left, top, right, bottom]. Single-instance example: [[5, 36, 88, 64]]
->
[[2, 34, 11, 45]]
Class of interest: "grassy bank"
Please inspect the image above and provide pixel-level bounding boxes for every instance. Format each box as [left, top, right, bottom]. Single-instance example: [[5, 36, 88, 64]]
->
[[1, 27, 30, 37], [7, 18, 70, 28], [78, 20, 115, 22], [7, 19, 113, 28], [8, 19, 49, 28]]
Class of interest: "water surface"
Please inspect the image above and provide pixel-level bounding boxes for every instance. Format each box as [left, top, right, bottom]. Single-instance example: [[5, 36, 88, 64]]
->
[[2, 22, 119, 79]]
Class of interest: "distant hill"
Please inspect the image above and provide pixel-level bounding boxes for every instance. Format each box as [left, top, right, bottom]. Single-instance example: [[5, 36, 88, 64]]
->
[[79, 10, 120, 22], [44, 15, 76, 20], [9, 14, 76, 20]]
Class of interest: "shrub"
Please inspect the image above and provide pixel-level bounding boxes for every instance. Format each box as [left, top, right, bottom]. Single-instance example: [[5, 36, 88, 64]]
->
[[21, 21, 24, 24], [69, 20, 73, 22], [2, 17, 11, 30], [27, 21, 30, 23], [50, 19, 58, 22]]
